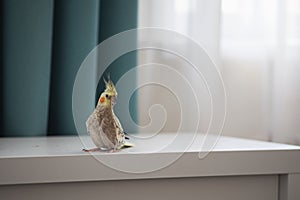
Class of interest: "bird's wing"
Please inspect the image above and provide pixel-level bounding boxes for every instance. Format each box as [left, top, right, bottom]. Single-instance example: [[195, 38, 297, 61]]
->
[[114, 114, 124, 133], [100, 108, 118, 145], [99, 119, 116, 149], [86, 111, 100, 135]]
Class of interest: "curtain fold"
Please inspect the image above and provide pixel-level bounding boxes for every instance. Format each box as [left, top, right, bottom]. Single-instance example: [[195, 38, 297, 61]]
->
[[0, 0, 138, 136], [0, 0, 3, 134], [48, 0, 100, 135], [97, 0, 138, 133], [2, 0, 54, 136]]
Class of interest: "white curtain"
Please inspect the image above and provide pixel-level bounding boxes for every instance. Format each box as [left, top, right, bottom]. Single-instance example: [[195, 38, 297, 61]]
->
[[137, 0, 222, 134], [137, 0, 300, 145], [220, 0, 300, 144]]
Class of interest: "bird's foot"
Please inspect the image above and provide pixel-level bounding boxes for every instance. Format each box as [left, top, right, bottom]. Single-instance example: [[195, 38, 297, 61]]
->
[[82, 148, 100, 152], [108, 149, 121, 153]]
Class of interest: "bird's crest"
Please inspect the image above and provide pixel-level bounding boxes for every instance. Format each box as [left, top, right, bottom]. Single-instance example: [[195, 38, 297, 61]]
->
[[103, 74, 117, 96]]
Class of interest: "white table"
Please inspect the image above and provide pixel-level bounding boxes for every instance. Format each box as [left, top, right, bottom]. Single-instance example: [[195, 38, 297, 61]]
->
[[0, 133, 300, 200]]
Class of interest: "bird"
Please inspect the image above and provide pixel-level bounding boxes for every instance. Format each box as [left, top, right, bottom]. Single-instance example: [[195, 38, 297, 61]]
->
[[84, 75, 133, 152]]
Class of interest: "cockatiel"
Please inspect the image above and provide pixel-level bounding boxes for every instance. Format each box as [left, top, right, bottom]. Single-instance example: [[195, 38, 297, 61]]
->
[[84, 76, 133, 152]]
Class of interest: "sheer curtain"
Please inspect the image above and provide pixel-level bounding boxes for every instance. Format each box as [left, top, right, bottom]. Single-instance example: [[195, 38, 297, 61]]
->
[[138, 0, 300, 144], [138, 0, 221, 134], [221, 0, 300, 144]]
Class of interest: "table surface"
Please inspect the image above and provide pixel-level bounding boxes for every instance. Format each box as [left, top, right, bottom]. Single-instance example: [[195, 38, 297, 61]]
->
[[1, 132, 299, 157], [1, 133, 300, 185]]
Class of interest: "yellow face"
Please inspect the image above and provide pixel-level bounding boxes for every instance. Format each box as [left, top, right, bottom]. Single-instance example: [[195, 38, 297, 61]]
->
[[98, 92, 117, 106], [98, 93, 110, 106]]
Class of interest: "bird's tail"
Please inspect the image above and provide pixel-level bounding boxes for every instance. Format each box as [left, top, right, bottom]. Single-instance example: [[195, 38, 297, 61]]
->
[[121, 142, 134, 149]]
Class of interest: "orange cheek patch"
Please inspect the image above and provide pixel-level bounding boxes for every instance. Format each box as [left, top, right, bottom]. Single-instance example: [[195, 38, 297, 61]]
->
[[100, 97, 105, 103]]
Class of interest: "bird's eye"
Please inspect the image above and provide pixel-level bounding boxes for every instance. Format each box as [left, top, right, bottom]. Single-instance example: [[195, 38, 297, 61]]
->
[[105, 94, 109, 98]]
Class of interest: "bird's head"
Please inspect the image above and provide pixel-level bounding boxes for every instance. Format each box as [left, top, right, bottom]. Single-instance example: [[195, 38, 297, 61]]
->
[[98, 74, 118, 106]]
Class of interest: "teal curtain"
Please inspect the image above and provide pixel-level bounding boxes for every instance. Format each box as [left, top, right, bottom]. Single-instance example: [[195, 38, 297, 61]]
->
[[2, 0, 54, 136], [0, 0, 3, 134], [0, 0, 138, 137], [96, 0, 139, 133], [47, 0, 100, 135]]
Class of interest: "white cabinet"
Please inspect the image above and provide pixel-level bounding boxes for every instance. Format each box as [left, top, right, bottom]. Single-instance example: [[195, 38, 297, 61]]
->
[[0, 134, 299, 200], [1, 175, 278, 200]]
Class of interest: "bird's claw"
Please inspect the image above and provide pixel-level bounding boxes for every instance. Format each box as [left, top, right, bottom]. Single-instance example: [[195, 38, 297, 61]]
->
[[82, 148, 100, 152]]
